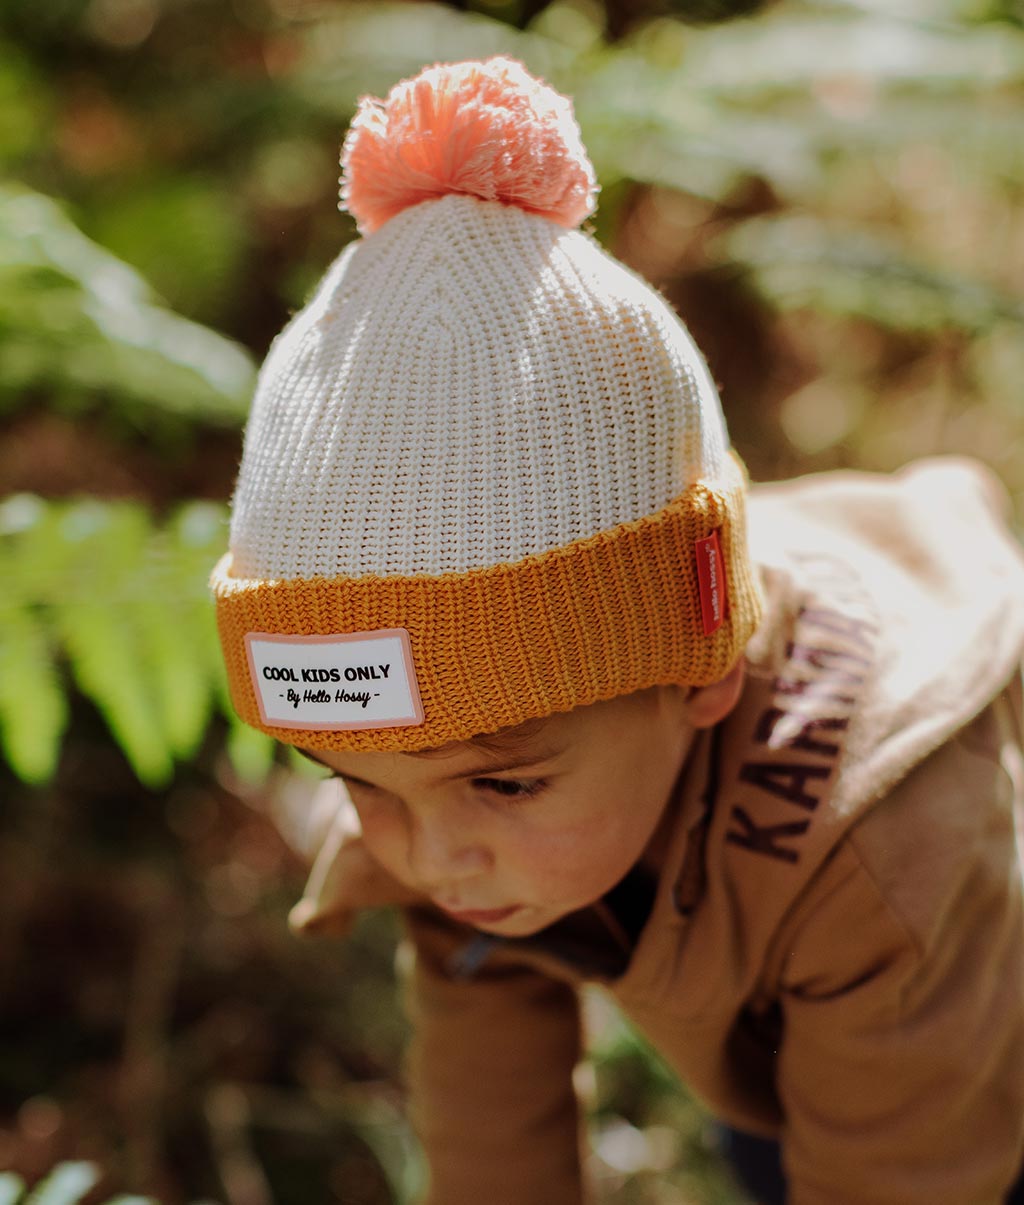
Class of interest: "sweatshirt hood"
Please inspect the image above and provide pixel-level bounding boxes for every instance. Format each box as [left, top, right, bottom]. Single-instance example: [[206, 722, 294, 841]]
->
[[745, 456, 1024, 821]]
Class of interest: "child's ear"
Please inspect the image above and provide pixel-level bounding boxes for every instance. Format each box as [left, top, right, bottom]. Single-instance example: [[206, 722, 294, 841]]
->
[[685, 658, 746, 729]]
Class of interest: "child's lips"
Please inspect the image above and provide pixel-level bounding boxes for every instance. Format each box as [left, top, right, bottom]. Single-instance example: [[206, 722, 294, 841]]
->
[[439, 904, 522, 925]]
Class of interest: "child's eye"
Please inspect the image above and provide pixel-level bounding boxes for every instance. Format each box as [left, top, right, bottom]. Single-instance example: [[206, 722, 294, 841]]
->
[[473, 777, 547, 803]]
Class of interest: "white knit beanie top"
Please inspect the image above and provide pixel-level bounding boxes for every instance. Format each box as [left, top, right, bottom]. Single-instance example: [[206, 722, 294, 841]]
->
[[229, 194, 729, 579]]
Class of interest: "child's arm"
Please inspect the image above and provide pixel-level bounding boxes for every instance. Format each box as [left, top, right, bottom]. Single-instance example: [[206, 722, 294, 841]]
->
[[772, 690, 1024, 1203], [402, 906, 587, 1205]]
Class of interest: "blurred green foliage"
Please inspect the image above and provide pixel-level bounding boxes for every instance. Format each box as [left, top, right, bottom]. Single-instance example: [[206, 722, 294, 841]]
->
[[0, 493, 262, 788], [0, 1160, 159, 1205], [1, 0, 1022, 1200], [0, 188, 254, 429]]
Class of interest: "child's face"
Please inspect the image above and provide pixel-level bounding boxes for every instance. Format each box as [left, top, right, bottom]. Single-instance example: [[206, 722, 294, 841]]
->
[[304, 686, 696, 937]]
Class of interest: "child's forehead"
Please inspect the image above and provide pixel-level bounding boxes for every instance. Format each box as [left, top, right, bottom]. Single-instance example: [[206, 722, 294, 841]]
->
[[417, 714, 555, 763], [298, 691, 664, 781], [414, 690, 656, 764]]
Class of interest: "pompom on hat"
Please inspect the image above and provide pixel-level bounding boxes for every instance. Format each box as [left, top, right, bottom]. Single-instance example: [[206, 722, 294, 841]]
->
[[211, 56, 763, 753], [341, 56, 597, 233]]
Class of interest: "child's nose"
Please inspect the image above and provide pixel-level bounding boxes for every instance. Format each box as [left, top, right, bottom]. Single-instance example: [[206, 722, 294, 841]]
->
[[405, 811, 491, 888]]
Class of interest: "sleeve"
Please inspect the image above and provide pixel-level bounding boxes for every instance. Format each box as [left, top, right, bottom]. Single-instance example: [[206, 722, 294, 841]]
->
[[401, 906, 588, 1205], [773, 694, 1024, 1205]]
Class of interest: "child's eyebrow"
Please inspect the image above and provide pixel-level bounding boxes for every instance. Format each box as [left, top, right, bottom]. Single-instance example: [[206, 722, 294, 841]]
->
[[291, 745, 562, 789], [438, 751, 562, 785]]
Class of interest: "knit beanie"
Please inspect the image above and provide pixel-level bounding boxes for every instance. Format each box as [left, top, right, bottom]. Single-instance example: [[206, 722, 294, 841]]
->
[[211, 56, 763, 754]]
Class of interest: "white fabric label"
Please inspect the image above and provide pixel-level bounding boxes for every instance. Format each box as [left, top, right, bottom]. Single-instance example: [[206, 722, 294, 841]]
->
[[245, 629, 424, 731]]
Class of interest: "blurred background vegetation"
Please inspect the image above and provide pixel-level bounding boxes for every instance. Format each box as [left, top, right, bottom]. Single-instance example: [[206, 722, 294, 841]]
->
[[1, 0, 1022, 1200]]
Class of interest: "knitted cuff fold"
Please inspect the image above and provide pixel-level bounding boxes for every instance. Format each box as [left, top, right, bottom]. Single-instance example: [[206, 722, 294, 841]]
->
[[212, 452, 762, 752]]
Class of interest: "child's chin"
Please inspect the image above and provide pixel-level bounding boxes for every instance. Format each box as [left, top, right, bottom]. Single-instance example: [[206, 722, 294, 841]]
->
[[485, 904, 569, 938]]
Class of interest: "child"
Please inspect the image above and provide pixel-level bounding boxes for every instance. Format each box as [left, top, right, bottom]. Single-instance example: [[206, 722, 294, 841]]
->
[[211, 58, 1024, 1204]]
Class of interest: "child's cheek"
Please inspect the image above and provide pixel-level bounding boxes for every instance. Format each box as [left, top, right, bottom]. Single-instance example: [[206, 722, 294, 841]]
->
[[357, 808, 409, 879], [514, 822, 615, 897]]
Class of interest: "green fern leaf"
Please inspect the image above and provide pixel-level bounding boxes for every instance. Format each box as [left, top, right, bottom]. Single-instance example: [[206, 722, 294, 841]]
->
[[52, 502, 174, 787], [0, 596, 68, 784], [0, 186, 255, 426], [0, 496, 240, 786], [133, 524, 213, 761], [0, 1163, 160, 1205], [133, 599, 212, 762], [23, 1161, 97, 1205], [0, 496, 71, 783], [0, 494, 75, 600], [169, 501, 240, 735], [183, 504, 274, 779], [0, 1173, 26, 1205], [226, 716, 276, 784]]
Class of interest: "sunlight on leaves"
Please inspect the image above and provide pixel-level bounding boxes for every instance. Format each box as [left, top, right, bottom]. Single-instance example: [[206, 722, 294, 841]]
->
[[0, 187, 255, 427], [722, 215, 1024, 332]]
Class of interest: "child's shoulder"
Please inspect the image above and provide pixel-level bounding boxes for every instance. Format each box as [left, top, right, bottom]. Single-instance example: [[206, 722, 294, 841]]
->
[[845, 675, 1022, 949], [743, 458, 1024, 770], [747, 455, 1018, 572], [720, 456, 1024, 892]]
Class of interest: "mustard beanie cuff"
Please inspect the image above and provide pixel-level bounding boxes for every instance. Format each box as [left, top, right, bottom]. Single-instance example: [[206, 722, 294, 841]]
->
[[214, 452, 759, 752], [213, 57, 763, 753]]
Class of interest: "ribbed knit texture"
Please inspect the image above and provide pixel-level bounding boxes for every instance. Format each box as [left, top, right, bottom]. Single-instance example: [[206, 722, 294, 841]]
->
[[214, 453, 759, 752], [229, 195, 728, 580]]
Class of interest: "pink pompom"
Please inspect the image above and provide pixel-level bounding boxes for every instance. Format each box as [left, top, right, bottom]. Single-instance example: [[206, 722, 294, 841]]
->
[[340, 57, 597, 235]]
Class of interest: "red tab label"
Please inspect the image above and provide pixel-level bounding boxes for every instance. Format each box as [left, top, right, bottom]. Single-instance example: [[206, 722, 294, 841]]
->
[[695, 530, 726, 636]]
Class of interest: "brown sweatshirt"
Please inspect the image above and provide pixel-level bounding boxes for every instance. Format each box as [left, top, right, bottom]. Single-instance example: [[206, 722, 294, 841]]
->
[[289, 457, 1024, 1205]]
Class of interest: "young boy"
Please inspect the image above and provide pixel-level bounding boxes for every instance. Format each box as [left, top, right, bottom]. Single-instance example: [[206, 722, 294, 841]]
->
[[211, 58, 1024, 1203]]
